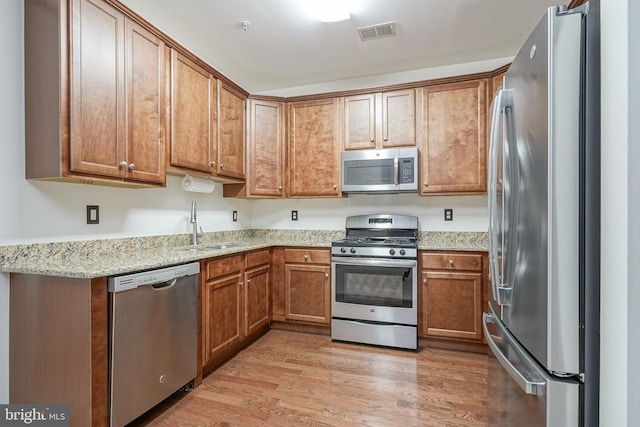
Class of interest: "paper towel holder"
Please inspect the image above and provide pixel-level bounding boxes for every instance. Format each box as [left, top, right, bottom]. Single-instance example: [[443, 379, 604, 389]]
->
[[182, 173, 215, 193]]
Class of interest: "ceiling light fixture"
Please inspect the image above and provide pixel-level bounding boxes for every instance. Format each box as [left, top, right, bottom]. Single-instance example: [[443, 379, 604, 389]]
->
[[304, 0, 353, 23]]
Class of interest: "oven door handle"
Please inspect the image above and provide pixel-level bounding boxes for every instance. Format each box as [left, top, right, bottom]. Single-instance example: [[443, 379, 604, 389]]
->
[[331, 257, 417, 268]]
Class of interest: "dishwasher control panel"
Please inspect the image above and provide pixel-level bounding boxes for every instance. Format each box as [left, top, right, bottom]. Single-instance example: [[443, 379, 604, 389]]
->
[[108, 262, 200, 293]]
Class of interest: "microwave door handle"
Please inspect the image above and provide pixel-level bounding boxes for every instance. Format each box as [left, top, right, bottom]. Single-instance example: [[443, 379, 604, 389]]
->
[[394, 157, 399, 186]]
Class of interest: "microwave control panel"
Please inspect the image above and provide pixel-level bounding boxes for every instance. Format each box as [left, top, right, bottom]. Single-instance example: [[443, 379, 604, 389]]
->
[[399, 158, 415, 184]]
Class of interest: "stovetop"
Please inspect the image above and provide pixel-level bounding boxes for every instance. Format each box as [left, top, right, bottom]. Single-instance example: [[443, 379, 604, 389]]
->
[[331, 214, 419, 260], [331, 237, 417, 249]]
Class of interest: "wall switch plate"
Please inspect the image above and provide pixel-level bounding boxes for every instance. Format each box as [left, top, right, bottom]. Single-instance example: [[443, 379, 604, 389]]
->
[[232, 210, 238, 222], [87, 205, 99, 224], [444, 208, 453, 221], [291, 210, 298, 221]]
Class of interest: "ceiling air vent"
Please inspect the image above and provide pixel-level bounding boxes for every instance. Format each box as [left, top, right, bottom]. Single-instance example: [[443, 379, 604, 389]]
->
[[357, 22, 396, 42]]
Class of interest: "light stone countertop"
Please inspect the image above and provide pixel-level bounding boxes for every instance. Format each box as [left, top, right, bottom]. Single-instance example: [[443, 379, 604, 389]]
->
[[0, 229, 487, 279]]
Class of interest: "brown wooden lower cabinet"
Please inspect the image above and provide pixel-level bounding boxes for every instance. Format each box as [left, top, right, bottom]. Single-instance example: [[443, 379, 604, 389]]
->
[[419, 251, 488, 344], [271, 247, 331, 326], [201, 250, 270, 371], [284, 263, 330, 324], [9, 274, 109, 427]]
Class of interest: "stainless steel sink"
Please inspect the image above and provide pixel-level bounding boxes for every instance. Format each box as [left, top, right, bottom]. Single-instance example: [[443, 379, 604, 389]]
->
[[202, 243, 240, 250], [180, 243, 240, 252]]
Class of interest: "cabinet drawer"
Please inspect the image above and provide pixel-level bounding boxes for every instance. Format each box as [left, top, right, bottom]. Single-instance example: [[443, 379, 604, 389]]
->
[[284, 248, 330, 265], [421, 253, 482, 272], [205, 255, 243, 280], [246, 250, 270, 269]]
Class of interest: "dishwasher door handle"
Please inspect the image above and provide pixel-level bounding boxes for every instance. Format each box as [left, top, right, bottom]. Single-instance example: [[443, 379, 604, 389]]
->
[[143, 278, 177, 290]]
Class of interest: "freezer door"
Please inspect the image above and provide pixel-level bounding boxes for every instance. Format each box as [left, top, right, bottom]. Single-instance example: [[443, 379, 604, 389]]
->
[[483, 312, 580, 426], [501, 6, 582, 375]]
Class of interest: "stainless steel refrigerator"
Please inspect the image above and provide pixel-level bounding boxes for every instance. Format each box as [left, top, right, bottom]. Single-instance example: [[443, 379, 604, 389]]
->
[[484, 1, 600, 426]]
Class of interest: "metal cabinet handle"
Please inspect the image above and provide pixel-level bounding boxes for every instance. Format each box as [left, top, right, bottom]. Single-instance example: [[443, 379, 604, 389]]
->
[[247, 279, 252, 284], [128, 163, 135, 171], [423, 181, 429, 187], [119, 161, 128, 169], [448, 260, 454, 266], [303, 254, 308, 260], [210, 161, 217, 167], [278, 185, 283, 191], [238, 281, 244, 286], [219, 163, 224, 169], [370, 139, 374, 143], [423, 278, 427, 284], [325, 273, 329, 279], [333, 184, 337, 190]]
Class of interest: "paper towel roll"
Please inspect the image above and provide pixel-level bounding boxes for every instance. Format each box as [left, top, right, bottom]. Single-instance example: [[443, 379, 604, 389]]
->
[[182, 173, 215, 193]]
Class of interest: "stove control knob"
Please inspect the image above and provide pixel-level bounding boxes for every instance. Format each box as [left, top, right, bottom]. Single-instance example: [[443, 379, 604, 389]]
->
[[350, 248, 357, 254], [389, 249, 396, 256], [340, 247, 347, 254], [400, 249, 406, 256]]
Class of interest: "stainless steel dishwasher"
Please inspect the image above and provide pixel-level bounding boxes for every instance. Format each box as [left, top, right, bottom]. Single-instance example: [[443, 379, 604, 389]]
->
[[108, 262, 199, 427]]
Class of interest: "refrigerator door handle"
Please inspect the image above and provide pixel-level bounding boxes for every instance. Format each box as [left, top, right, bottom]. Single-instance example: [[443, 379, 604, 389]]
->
[[488, 89, 504, 302], [488, 88, 515, 306], [483, 312, 546, 395]]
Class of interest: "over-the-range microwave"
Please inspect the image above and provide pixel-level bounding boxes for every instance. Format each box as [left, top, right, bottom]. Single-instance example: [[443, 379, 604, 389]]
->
[[341, 147, 419, 194]]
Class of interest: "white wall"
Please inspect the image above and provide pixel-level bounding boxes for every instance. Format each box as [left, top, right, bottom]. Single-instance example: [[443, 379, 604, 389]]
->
[[5, 176, 251, 244], [600, 0, 640, 425], [0, 0, 23, 404], [627, 0, 640, 422], [250, 195, 487, 231]]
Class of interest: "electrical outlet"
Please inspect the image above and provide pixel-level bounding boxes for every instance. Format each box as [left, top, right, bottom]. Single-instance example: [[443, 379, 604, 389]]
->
[[291, 210, 298, 221], [232, 210, 238, 222], [87, 205, 99, 224], [444, 208, 453, 221]]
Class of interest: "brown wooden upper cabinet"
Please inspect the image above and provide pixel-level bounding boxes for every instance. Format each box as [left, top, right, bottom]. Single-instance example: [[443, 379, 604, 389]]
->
[[247, 99, 286, 197], [218, 84, 246, 180], [25, 0, 166, 186], [169, 54, 245, 181], [288, 98, 343, 197], [344, 89, 416, 150], [170, 50, 218, 175], [417, 80, 487, 195]]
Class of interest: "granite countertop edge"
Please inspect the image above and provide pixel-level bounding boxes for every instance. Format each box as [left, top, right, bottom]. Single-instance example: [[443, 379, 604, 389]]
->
[[0, 230, 488, 279]]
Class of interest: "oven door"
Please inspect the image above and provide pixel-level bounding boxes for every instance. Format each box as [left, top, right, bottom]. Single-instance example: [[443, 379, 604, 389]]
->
[[331, 257, 417, 325]]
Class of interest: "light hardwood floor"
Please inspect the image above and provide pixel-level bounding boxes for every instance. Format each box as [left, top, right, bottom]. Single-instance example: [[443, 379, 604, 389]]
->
[[132, 330, 489, 427]]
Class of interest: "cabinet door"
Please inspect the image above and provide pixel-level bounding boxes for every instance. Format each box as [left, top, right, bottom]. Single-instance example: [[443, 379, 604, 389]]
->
[[170, 51, 217, 174], [245, 265, 270, 336], [418, 80, 487, 194], [218, 84, 246, 179], [284, 264, 330, 324], [124, 19, 165, 183], [420, 270, 483, 341], [247, 99, 285, 196], [344, 94, 376, 150], [289, 98, 342, 197], [70, 0, 126, 178], [381, 89, 416, 147], [204, 274, 243, 365]]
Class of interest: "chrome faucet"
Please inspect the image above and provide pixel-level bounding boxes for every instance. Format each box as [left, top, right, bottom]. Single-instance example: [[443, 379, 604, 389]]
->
[[190, 200, 204, 246]]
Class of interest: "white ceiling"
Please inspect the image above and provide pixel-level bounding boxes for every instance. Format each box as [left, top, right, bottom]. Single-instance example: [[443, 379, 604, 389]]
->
[[120, 0, 560, 95]]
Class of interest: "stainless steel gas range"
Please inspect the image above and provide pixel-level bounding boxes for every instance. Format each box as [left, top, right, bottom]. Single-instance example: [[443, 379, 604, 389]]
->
[[331, 214, 418, 350]]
